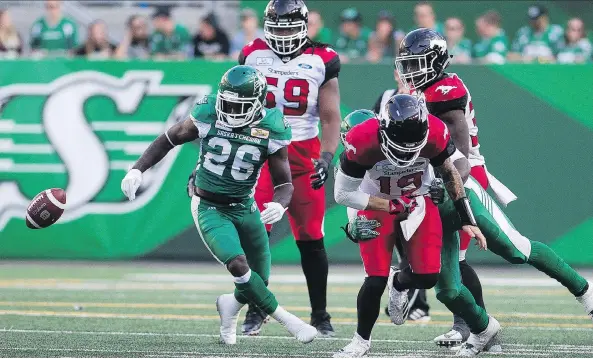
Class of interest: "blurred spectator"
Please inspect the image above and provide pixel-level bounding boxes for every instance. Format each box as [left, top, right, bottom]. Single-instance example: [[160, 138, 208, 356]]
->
[[193, 13, 229, 60], [150, 6, 191, 60], [74, 20, 116, 59], [509, 5, 563, 63], [473, 11, 508, 64], [0, 9, 23, 59], [335, 8, 372, 63], [30, 0, 78, 58], [445, 17, 471, 64], [367, 10, 405, 63], [308, 10, 332, 44], [115, 15, 150, 60], [413, 1, 444, 35], [556, 18, 592, 64], [230, 8, 264, 59]]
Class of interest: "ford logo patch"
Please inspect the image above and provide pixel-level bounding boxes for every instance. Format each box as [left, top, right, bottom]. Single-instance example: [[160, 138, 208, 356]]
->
[[298, 63, 312, 69]]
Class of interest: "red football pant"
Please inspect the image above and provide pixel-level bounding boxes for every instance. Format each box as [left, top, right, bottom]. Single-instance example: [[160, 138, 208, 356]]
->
[[357, 198, 442, 276], [255, 137, 325, 241], [459, 165, 489, 253]]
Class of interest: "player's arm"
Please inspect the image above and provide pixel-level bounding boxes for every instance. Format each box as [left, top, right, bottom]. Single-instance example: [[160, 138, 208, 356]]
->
[[122, 117, 199, 200], [260, 147, 294, 225], [437, 109, 470, 158], [311, 55, 342, 190]]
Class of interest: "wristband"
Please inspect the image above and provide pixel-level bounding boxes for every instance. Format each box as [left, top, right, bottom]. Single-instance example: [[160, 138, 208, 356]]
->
[[454, 197, 477, 226], [320, 151, 334, 165]]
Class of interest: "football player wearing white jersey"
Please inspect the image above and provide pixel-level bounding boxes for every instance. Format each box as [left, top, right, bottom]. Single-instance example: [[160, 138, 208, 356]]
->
[[237, 0, 341, 337]]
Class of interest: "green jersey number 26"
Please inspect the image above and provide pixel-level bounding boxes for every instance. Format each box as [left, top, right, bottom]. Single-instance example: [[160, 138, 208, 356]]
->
[[202, 137, 261, 181]]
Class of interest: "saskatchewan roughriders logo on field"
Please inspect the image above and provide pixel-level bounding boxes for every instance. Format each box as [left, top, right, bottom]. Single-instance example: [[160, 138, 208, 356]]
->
[[0, 71, 210, 230]]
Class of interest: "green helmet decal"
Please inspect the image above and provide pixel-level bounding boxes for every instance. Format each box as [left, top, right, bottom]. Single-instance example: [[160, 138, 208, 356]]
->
[[340, 109, 376, 146], [216, 65, 268, 128]]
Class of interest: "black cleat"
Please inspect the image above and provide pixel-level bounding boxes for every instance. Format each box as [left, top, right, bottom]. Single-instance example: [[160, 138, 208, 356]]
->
[[311, 310, 335, 338], [241, 305, 268, 336]]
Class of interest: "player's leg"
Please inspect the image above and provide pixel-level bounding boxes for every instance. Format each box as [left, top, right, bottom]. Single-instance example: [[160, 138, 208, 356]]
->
[[434, 229, 501, 356], [335, 209, 394, 357], [243, 162, 275, 335], [395, 236, 431, 322], [285, 137, 333, 336], [388, 198, 442, 325], [465, 178, 593, 318]]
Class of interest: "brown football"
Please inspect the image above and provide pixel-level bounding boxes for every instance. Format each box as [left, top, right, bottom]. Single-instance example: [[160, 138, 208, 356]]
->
[[25, 188, 67, 229]]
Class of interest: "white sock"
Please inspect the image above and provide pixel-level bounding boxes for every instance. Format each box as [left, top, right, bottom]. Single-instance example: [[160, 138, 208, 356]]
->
[[233, 269, 251, 284], [271, 305, 298, 326]]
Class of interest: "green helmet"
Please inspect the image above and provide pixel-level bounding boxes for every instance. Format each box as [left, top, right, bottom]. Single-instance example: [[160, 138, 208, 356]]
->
[[216, 65, 267, 128], [340, 109, 376, 144]]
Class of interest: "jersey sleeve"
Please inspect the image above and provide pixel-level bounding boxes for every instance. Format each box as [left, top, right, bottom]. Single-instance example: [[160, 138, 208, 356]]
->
[[424, 75, 468, 116], [340, 119, 382, 177], [239, 38, 269, 65], [305, 45, 341, 85], [422, 115, 457, 167], [189, 95, 216, 139], [266, 110, 292, 154]]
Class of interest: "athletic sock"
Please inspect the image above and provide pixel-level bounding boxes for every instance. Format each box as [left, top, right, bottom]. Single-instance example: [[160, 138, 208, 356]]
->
[[438, 285, 489, 334], [528, 241, 588, 296], [297, 239, 328, 313], [356, 276, 388, 340], [234, 270, 278, 314]]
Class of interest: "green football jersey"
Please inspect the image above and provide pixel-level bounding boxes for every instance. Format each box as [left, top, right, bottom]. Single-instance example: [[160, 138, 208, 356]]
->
[[30, 17, 78, 53], [190, 95, 291, 199], [511, 24, 563, 57], [335, 27, 372, 61], [556, 38, 593, 63], [473, 31, 509, 64], [150, 24, 191, 55]]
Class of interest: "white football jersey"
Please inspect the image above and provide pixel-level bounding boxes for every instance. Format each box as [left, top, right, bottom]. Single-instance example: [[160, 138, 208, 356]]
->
[[359, 158, 435, 199], [240, 38, 340, 141]]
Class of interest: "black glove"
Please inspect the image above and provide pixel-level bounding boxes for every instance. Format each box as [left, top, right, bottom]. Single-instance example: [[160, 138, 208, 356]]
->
[[310, 152, 333, 190], [187, 170, 196, 198], [429, 178, 445, 205]]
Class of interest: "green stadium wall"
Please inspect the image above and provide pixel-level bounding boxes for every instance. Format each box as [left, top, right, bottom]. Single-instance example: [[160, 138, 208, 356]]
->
[[0, 60, 591, 265]]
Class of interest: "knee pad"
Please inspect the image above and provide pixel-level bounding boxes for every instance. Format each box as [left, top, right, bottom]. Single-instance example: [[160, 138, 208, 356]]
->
[[411, 273, 439, 289], [436, 288, 460, 304]]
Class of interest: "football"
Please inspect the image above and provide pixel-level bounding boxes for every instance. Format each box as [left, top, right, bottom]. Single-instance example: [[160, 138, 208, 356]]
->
[[25, 188, 67, 229]]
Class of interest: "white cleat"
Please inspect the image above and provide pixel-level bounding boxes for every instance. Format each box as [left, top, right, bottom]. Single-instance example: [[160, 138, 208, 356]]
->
[[434, 329, 464, 347], [271, 306, 317, 343], [576, 281, 593, 321], [216, 293, 244, 345], [333, 332, 371, 358], [456, 316, 501, 357], [408, 308, 431, 322], [387, 266, 409, 325], [451, 335, 502, 353]]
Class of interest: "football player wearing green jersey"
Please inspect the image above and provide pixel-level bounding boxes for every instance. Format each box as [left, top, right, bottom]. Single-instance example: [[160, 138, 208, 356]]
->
[[121, 65, 317, 345]]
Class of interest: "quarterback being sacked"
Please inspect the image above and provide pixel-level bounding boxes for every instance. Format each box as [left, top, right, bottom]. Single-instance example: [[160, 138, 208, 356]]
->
[[333, 96, 501, 357], [122, 65, 317, 345], [238, 0, 341, 336]]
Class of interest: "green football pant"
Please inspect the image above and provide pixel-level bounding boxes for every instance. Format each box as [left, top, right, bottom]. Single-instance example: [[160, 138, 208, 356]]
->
[[191, 196, 278, 313], [439, 176, 588, 297]]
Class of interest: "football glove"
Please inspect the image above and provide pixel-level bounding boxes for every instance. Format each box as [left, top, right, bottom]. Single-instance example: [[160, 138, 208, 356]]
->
[[310, 152, 333, 190], [429, 178, 445, 204], [341, 215, 381, 243], [260, 202, 287, 225], [187, 170, 196, 198], [389, 196, 418, 216], [121, 169, 142, 201]]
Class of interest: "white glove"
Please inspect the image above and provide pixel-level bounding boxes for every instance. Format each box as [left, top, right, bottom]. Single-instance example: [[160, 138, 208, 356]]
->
[[121, 169, 142, 201], [260, 202, 287, 225]]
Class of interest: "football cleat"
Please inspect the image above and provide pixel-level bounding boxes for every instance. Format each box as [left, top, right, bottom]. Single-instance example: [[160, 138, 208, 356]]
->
[[241, 305, 269, 336], [451, 335, 502, 353], [216, 293, 244, 345], [408, 308, 431, 322], [333, 332, 371, 358], [434, 329, 465, 347], [311, 310, 335, 338], [271, 306, 317, 343], [456, 316, 501, 357], [387, 266, 409, 325], [576, 281, 593, 321]]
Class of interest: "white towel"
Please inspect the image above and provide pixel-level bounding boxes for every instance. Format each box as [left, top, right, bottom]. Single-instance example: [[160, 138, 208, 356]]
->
[[400, 196, 427, 241], [484, 166, 518, 207]]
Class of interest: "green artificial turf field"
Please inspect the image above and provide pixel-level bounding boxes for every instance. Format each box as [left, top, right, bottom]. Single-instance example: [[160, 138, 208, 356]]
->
[[0, 262, 592, 357]]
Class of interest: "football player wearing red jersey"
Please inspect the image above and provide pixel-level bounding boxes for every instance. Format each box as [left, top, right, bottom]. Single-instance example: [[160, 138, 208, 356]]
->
[[187, 0, 341, 336], [333, 95, 502, 357]]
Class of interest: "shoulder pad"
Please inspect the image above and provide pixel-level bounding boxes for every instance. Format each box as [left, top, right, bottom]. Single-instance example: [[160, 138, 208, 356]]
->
[[424, 74, 467, 103], [242, 38, 270, 58], [303, 45, 340, 64]]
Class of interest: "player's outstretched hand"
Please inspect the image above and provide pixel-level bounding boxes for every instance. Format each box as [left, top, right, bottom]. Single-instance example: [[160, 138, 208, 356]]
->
[[462, 225, 487, 250], [260, 202, 287, 225], [341, 215, 381, 243], [187, 171, 196, 198], [121, 169, 142, 201]]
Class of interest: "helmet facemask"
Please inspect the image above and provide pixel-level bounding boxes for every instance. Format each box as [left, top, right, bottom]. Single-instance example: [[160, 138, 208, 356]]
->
[[216, 91, 263, 128], [264, 19, 308, 55], [395, 50, 440, 91], [379, 105, 429, 168]]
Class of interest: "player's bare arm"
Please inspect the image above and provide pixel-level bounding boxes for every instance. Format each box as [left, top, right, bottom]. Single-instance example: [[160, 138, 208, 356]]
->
[[311, 78, 342, 190], [435, 157, 487, 249], [439, 110, 470, 158], [267, 147, 294, 209]]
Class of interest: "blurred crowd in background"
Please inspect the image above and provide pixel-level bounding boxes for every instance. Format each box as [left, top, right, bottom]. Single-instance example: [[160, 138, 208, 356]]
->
[[0, 0, 591, 64]]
